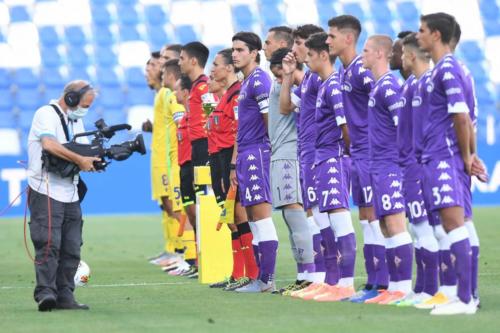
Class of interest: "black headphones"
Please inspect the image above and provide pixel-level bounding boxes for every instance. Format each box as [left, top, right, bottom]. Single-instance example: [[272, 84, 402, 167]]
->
[[64, 85, 93, 108]]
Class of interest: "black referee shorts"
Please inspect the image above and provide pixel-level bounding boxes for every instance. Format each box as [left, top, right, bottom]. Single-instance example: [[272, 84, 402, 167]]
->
[[180, 161, 195, 206]]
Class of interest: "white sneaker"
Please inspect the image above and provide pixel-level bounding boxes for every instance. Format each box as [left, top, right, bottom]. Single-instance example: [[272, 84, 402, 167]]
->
[[430, 299, 477, 315], [168, 261, 190, 276], [150, 252, 176, 265], [235, 280, 275, 293]]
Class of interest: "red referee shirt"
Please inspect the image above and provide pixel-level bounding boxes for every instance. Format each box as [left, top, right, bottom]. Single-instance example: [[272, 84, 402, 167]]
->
[[187, 74, 209, 142], [211, 81, 240, 151], [177, 114, 192, 166]]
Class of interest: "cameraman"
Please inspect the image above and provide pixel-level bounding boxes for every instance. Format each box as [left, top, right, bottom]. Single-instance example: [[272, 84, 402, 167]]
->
[[27, 80, 99, 311]]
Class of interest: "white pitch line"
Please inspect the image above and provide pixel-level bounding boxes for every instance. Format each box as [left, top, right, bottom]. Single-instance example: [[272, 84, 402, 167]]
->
[[1, 273, 499, 290]]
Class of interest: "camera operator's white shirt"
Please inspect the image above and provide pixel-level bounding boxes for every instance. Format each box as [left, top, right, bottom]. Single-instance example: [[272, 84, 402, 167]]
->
[[27, 100, 88, 203]]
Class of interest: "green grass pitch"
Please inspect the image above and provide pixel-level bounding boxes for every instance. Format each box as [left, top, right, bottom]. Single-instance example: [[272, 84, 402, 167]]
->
[[0, 207, 499, 333]]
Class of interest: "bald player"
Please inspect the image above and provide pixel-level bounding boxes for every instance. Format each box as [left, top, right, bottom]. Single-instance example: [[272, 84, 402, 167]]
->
[[361, 35, 414, 305]]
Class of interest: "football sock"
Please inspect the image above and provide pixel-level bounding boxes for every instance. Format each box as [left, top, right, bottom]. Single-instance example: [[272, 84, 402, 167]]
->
[[413, 221, 439, 296], [465, 220, 480, 298], [370, 219, 389, 288], [231, 231, 245, 279], [308, 215, 326, 282], [248, 221, 260, 268], [434, 225, 457, 296], [360, 219, 376, 287], [328, 210, 356, 287], [254, 217, 278, 284], [448, 226, 472, 303], [237, 222, 259, 280]]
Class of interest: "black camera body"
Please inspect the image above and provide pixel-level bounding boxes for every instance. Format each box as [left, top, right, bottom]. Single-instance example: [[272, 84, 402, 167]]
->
[[43, 119, 146, 178]]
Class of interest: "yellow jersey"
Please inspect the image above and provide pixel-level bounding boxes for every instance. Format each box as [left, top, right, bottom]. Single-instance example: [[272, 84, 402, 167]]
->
[[151, 87, 185, 168]]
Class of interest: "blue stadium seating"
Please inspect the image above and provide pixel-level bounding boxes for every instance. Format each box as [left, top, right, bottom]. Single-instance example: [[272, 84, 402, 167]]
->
[[127, 87, 153, 105], [175, 25, 198, 43], [397, 2, 418, 21], [317, 1, 336, 26], [475, 83, 495, 107], [0, 89, 14, 112], [467, 61, 488, 85], [96, 68, 121, 88], [41, 69, 66, 89], [67, 46, 91, 68], [15, 89, 43, 112], [120, 25, 141, 41], [232, 5, 254, 25], [371, 2, 393, 24], [117, 4, 140, 26], [43, 87, 63, 102], [40, 47, 63, 68], [374, 23, 396, 37], [145, 5, 167, 26], [38, 26, 60, 47], [102, 109, 127, 124], [0, 68, 10, 89], [98, 88, 125, 109], [91, 5, 113, 27], [148, 27, 170, 51], [65, 26, 88, 47], [93, 26, 116, 46], [12, 68, 38, 89], [0, 111, 16, 128], [9, 6, 30, 23], [125, 67, 146, 88], [343, 3, 366, 22], [69, 67, 92, 81], [94, 47, 118, 67], [90, 0, 111, 6], [483, 18, 500, 36], [19, 111, 36, 130], [479, 0, 499, 21], [0, 30, 5, 43], [460, 41, 484, 63]]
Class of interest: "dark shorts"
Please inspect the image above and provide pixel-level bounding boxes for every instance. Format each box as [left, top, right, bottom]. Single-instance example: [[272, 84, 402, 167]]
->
[[180, 161, 196, 206], [191, 138, 209, 167]]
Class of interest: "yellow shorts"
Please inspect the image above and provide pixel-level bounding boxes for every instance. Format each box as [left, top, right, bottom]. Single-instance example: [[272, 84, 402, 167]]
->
[[152, 166, 169, 200], [168, 165, 182, 212]]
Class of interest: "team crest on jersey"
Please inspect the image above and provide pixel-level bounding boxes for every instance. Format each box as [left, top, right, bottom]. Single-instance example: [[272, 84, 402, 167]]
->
[[426, 82, 434, 93], [342, 82, 352, 92], [368, 97, 376, 107], [347, 69, 352, 78], [199, 83, 207, 91]]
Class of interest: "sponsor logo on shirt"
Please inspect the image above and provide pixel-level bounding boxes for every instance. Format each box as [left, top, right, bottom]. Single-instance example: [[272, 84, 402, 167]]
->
[[438, 172, 452, 181], [331, 88, 341, 96], [412, 96, 422, 107], [254, 80, 262, 87], [385, 88, 396, 97], [446, 87, 462, 95], [440, 184, 453, 192], [437, 161, 451, 169]]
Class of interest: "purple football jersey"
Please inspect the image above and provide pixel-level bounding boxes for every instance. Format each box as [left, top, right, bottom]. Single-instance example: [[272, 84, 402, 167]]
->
[[368, 72, 402, 169], [292, 70, 322, 163], [412, 70, 432, 163], [397, 75, 417, 169], [421, 54, 470, 163], [458, 61, 478, 126], [341, 55, 374, 159], [237, 67, 272, 151], [315, 71, 346, 164]]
